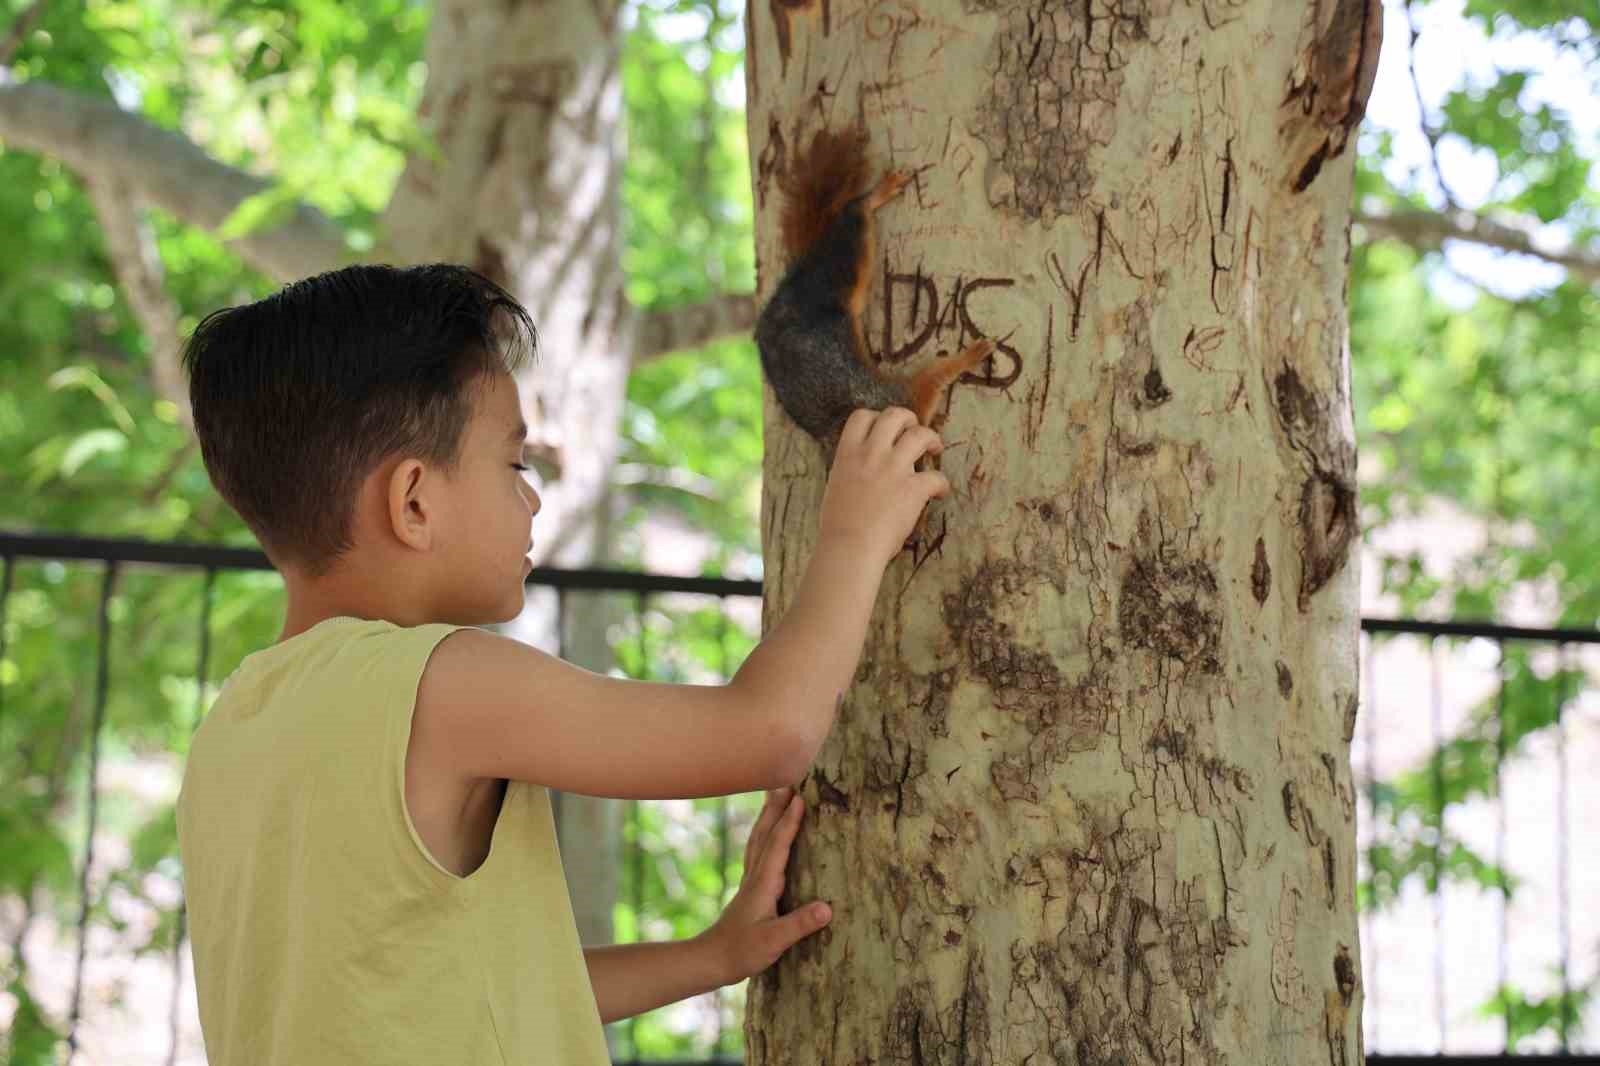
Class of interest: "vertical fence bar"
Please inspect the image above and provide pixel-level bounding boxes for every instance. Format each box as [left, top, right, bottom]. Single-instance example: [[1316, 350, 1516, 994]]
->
[[1495, 640, 1509, 1055], [167, 567, 216, 1066], [1556, 642, 1572, 1053], [66, 562, 119, 1064], [1430, 634, 1446, 1049], [1363, 629, 1379, 1049]]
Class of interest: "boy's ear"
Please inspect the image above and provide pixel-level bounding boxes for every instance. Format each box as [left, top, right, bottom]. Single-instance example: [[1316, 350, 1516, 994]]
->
[[386, 459, 434, 552]]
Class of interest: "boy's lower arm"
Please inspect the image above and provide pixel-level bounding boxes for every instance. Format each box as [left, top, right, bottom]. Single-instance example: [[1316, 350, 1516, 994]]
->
[[730, 533, 886, 770], [583, 936, 731, 1024]]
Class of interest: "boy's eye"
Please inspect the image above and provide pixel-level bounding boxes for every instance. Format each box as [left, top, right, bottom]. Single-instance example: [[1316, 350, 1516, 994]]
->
[[512, 464, 531, 472]]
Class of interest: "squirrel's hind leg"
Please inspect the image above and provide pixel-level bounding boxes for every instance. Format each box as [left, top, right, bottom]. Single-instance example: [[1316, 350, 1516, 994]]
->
[[906, 338, 995, 431]]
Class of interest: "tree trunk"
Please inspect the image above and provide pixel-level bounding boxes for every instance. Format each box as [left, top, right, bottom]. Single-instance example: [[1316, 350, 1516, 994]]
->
[[745, 1, 1376, 1063], [387, 0, 632, 1012], [385, 0, 635, 565]]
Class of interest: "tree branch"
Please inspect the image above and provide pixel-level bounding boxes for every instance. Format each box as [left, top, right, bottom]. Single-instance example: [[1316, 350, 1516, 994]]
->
[[1354, 205, 1600, 289], [0, 1, 46, 67], [83, 176, 193, 432], [0, 74, 346, 282], [631, 291, 757, 365]]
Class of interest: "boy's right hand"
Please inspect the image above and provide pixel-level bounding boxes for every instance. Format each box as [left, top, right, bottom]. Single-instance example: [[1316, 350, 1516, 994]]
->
[[819, 407, 949, 565]]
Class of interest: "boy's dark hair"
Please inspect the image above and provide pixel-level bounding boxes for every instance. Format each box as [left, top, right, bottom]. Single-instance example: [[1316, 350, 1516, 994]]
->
[[182, 263, 536, 577]]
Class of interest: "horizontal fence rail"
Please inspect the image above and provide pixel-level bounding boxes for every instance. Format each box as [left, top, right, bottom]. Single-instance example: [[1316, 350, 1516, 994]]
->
[[0, 530, 1594, 1064]]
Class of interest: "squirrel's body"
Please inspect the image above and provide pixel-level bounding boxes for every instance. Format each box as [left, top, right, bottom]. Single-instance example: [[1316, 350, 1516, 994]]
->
[[754, 128, 992, 457]]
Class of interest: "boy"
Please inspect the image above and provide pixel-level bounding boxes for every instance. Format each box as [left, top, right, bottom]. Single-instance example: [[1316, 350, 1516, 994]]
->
[[174, 263, 949, 1065]]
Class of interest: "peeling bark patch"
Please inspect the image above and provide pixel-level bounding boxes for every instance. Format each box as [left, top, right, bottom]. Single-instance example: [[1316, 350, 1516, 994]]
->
[[972, 1, 1148, 220], [1282, 781, 1300, 831], [920, 668, 958, 738], [1251, 537, 1272, 606], [886, 954, 993, 1066], [1341, 691, 1359, 743], [1118, 554, 1222, 674], [1322, 839, 1337, 910], [1296, 470, 1357, 611], [1006, 824, 1239, 1064], [944, 560, 1109, 748], [1276, 660, 1294, 699]]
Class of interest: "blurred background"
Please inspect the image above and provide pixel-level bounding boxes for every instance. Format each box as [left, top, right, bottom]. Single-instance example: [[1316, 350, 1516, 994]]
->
[[0, 0, 1595, 1062]]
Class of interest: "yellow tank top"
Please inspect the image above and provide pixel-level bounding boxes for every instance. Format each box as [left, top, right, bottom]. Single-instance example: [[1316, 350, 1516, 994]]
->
[[176, 616, 610, 1066]]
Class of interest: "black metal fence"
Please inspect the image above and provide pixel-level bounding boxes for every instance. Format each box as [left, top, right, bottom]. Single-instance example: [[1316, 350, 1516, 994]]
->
[[0, 531, 1594, 1065]]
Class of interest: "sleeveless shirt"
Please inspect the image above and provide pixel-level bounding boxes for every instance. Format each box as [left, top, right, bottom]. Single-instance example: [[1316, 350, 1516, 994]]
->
[[176, 616, 610, 1065]]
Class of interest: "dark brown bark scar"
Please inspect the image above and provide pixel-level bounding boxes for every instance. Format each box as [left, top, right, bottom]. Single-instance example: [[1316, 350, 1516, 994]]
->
[[1274, 365, 1316, 429], [1272, 366, 1358, 611], [1297, 469, 1357, 611], [1252, 537, 1272, 606], [1282, 780, 1300, 831], [1141, 365, 1171, 407], [1281, 0, 1384, 192], [1333, 944, 1357, 1008], [768, 0, 825, 77], [1276, 660, 1294, 698], [811, 766, 851, 810]]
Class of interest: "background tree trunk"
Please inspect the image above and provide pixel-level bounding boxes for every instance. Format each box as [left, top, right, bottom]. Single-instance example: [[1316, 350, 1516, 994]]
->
[[386, 0, 635, 992], [745, 1, 1375, 1062], [385, 0, 635, 561]]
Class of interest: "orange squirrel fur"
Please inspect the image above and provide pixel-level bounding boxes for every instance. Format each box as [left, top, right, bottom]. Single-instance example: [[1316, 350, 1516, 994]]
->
[[754, 128, 993, 458]]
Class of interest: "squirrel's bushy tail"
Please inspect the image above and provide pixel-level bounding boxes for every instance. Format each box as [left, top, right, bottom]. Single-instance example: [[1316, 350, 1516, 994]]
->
[[779, 127, 874, 261]]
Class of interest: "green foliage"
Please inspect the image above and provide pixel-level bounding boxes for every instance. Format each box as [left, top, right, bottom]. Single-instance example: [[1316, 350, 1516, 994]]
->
[[618, 0, 764, 563], [1348, 6, 1598, 1048], [1481, 979, 1598, 1052], [607, 588, 762, 1055]]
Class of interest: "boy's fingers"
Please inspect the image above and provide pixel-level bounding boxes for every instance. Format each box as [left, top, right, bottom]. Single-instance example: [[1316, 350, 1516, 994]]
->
[[916, 470, 952, 500], [866, 407, 919, 452], [893, 426, 943, 465], [746, 788, 787, 859], [769, 902, 832, 953], [744, 788, 795, 882], [840, 409, 876, 449], [760, 795, 804, 892]]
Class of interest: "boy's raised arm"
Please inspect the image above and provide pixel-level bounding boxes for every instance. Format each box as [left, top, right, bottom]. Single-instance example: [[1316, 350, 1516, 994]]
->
[[412, 407, 948, 801], [723, 530, 887, 770]]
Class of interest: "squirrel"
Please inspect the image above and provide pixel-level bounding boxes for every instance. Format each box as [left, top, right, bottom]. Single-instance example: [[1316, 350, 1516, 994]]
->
[[754, 127, 994, 463]]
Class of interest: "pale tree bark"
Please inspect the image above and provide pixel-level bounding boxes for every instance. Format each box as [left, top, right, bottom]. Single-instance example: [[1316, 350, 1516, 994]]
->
[[372, 0, 639, 975], [746, 1, 1374, 1063]]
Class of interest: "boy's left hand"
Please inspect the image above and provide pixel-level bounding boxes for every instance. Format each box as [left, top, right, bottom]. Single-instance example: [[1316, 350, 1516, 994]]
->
[[698, 786, 833, 986]]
